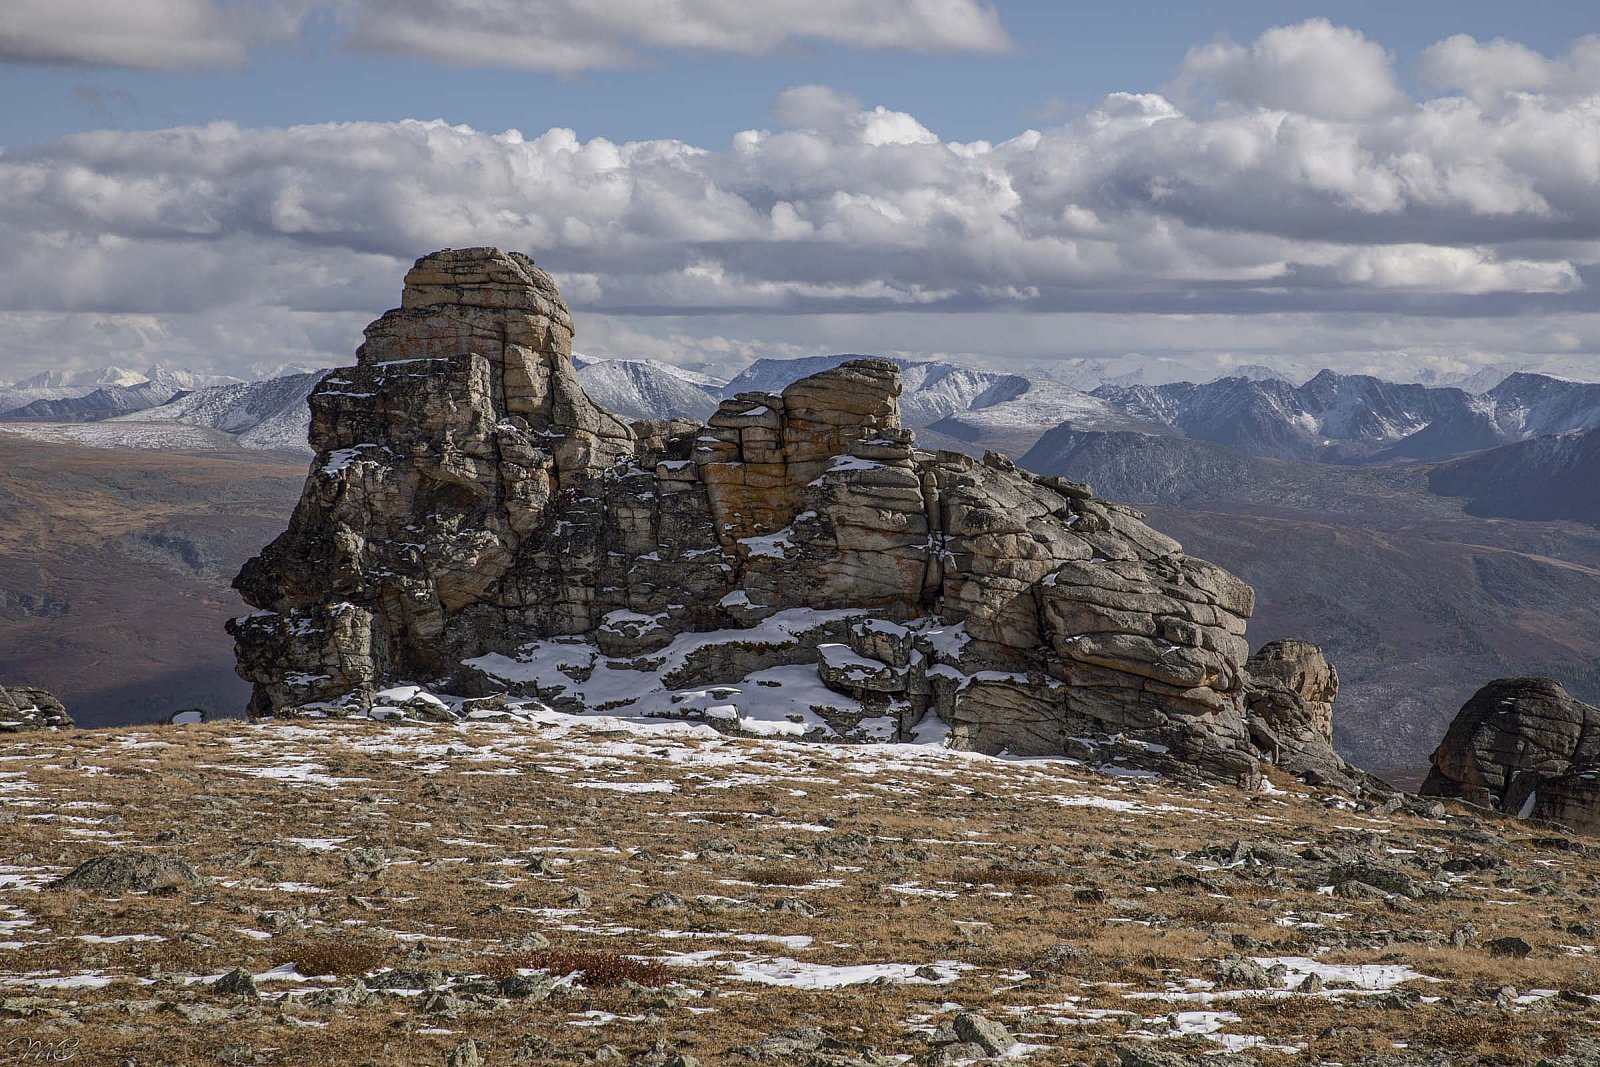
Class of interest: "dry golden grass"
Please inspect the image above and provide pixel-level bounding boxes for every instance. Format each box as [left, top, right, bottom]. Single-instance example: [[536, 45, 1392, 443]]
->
[[2, 716, 1599, 1065], [979, 864, 1062, 889]]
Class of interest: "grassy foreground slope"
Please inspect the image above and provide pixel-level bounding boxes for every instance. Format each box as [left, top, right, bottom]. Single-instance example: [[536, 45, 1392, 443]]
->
[[3, 715, 1598, 1065]]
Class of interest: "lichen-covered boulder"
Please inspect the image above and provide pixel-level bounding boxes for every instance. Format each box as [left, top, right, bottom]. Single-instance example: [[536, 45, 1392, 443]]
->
[[228, 246, 1369, 789], [1421, 677, 1600, 831], [0, 685, 73, 732]]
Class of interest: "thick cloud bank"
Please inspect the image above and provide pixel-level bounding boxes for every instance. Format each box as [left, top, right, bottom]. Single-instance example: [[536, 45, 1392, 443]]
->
[[2, 20, 1598, 380]]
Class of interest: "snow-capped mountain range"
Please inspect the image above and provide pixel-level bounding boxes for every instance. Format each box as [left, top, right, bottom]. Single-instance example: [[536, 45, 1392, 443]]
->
[[571, 355, 722, 423], [0, 365, 244, 422], [7, 355, 1600, 468], [113, 371, 331, 453], [579, 353, 1143, 455]]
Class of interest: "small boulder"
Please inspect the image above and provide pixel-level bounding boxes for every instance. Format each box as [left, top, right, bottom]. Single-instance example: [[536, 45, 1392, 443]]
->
[[51, 852, 201, 894], [213, 968, 258, 999], [952, 1012, 1015, 1055]]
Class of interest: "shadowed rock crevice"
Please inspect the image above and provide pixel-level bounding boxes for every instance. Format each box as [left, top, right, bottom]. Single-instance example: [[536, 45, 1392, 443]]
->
[[230, 247, 1369, 790]]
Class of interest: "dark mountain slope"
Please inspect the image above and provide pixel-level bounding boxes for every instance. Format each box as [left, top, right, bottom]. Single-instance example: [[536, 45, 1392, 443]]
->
[[1430, 428, 1600, 526]]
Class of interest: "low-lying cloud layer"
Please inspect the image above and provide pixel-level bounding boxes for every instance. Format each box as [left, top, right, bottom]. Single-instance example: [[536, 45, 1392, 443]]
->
[[2, 19, 1598, 382]]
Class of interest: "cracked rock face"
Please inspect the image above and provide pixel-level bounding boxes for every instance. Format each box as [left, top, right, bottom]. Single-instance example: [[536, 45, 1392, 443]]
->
[[0, 685, 73, 732], [1422, 677, 1600, 831], [231, 247, 1360, 787]]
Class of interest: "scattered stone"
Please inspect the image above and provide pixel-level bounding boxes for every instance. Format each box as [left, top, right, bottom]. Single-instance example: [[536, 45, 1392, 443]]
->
[[343, 848, 388, 877], [446, 1039, 486, 1067], [363, 968, 446, 991], [503, 932, 552, 952], [644, 892, 686, 911], [924, 1042, 989, 1065], [769, 896, 815, 917], [1215, 955, 1284, 990], [951, 1012, 1015, 1054]]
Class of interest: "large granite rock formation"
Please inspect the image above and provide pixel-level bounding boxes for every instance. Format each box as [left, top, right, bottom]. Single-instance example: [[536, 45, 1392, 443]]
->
[[230, 247, 1363, 789], [0, 685, 73, 732], [1421, 677, 1600, 831]]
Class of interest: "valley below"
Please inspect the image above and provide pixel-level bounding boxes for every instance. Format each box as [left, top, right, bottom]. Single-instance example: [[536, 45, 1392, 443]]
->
[[0, 433, 307, 727]]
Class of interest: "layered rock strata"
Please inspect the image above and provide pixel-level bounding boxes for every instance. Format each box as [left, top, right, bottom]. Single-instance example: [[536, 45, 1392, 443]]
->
[[231, 247, 1360, 788], [0, 685, 73, 732], [1422, 677, 1600, 831]]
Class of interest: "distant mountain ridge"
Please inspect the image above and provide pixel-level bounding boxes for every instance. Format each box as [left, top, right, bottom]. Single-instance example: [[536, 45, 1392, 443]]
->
[[0, 364, 244, 422], [1, 381, 185, 422], [572, 356, 722, 423], [722, 354, 1139, 455], [1095, 370, 1600, 463], [12, 356, 1600, 472]]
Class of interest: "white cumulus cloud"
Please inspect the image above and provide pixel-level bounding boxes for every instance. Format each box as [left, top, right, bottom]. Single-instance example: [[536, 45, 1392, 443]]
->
[[1175, 18, 1408, 120], [1420, 33, 1600, 106]]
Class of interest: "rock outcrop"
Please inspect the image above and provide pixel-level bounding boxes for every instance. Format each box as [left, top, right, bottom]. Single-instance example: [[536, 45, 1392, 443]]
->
[[1421, 677, 1600, 831], [0, 685, 73, 732], [1242, 640, 1380, 792], [230, 247, 1365, 788]]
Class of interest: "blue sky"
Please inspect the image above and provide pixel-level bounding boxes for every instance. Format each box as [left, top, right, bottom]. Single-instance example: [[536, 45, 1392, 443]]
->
[[1, 1, 1598, 384], [6, 1, 1596, 146]]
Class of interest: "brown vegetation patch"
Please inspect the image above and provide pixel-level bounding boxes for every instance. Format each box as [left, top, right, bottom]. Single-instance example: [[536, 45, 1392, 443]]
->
[[511, 949, 671, 989], [274, 938, 393, 978], [981, 864, 1062, 889]]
